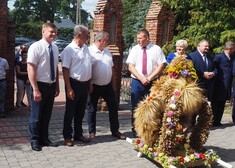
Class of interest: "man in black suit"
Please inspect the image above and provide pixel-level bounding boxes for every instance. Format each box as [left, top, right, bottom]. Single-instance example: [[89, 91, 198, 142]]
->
[[189, 40, 217, 125], [212, 41, 235, 126]]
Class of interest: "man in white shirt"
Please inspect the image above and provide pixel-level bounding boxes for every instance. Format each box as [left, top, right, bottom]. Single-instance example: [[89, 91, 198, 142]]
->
[[61, 25, 92, 146], [27, 23, 60, 151], [126, 29, 166, 137], [87, 31, 126, 140]]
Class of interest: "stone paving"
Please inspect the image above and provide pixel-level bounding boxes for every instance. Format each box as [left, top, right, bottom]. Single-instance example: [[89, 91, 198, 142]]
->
[[1, 67, 235, 168]]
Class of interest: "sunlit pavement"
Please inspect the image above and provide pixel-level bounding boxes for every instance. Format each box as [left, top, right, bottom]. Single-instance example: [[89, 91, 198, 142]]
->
[[0, 65, 235, 167]]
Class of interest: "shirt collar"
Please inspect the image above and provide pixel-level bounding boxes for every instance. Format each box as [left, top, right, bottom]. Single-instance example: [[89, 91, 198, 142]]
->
[[41, 38, 51, 47], [71, 40, 85, 50], [198, 50, 206, 57], [139, 43, 151, 50]]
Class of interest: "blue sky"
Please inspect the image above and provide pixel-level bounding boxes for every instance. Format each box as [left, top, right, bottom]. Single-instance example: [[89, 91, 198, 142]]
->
[[8, 0, 98, 17]]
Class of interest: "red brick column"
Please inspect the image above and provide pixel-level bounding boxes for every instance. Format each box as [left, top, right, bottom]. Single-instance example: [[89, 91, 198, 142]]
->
[[0, 0, 16, 113], [146, 0, 175, 47]]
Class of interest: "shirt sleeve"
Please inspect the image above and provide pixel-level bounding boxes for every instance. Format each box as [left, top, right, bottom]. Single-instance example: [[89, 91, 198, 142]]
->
[[61, 47, 72, 69], [126, 46, 136, 65], [156, 47, 166, 64], [27, 43, 39, 65]]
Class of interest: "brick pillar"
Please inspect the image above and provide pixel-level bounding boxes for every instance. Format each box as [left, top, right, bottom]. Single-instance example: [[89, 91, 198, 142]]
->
[[6, 21, 16, 112], [0, 0, 16, 113], [146, 0, 175, 47], [92, 0, 124, 105]]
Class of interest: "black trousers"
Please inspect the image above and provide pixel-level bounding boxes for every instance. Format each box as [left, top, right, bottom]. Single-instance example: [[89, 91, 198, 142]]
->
[[29, 82, 56, 143], [87, 82, 119, 134], [63, 78, 89, 139], [211, 100, 226, 124]]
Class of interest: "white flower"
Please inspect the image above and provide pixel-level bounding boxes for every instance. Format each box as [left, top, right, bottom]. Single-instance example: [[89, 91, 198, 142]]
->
[[184, 156, 190, 162], [171, 96, 175, 101], [169, 103, 176, 110], [167, 117, 172, 122], [166, 130, 171, 134]]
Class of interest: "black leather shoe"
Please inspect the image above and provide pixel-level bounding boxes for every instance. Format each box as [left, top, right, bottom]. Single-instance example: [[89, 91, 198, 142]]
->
[[40, 140, 58, 147], [31, 142, 41, 151], [21, 102, 27, 107], [132, 128, 138, 138], [112, 131, 126, 140], [74, 136, 90, 143]]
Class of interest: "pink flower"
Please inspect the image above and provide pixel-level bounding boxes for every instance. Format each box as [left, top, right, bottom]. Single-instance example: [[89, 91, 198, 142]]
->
[[174, 91, 180, 96], [168, 111, 174, 117], [171, 72, 179, 79]]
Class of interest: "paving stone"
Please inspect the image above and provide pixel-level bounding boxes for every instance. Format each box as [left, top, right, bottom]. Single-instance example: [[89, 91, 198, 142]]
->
[[1, 66, 235, 168]]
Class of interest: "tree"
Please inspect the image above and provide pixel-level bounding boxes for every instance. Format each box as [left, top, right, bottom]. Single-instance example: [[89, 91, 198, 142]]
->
[[160, 0, 235, 54], [10, 0, 88, 24], [122, 0, 151, 50]]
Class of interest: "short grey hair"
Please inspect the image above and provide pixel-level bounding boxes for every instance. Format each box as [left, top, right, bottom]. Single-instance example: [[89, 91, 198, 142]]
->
[[95, 31, 109, 42], [176, 39, 188, 48], [74, 25, 88, 37], [224, 41, 235, 49]]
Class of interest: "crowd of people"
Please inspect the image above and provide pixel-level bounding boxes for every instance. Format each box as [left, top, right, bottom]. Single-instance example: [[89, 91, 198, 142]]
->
[[0, 23, 235, 152]]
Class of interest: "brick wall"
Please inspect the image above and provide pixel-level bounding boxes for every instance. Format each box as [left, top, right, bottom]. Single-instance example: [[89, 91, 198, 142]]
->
[[146, 0, 175, 47], [0, 0, 16, 113]]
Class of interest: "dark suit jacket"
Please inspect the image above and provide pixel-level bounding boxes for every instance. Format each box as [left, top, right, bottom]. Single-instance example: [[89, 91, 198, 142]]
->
[[213, 51, 233, 101], [189, 50, 217, 100]]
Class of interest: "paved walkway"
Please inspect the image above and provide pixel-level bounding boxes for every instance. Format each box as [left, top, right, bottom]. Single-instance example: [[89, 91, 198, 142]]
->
[[1, 66, 235, 168]]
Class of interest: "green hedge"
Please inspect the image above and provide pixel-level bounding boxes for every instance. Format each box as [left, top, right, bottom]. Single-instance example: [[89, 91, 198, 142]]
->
[[16, 23, 74, 41]]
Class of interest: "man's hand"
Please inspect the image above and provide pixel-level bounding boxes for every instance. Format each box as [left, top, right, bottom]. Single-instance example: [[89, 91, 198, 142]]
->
[[67, 87, 75, 100], [34, 90, 42, 102], [140, 77, 150, 86], [55, 86, 60, 97], [203, 72, 215, 79]]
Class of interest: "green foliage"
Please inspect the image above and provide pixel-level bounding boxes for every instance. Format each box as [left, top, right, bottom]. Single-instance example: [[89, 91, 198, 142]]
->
[[16, 23, 42, 40], [16, 23, 74, 41], [160, 0, 235, 55], [59, 0, 88, 24], [57, 27, 74, 41], [10, 0, 88, 25], [122, 0, 151, 50]]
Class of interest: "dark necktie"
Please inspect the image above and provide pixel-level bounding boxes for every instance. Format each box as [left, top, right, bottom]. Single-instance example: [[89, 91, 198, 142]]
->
[[203, 55, 208, 70], [142, 47, 147, 75], [49, 44, 55, 81]]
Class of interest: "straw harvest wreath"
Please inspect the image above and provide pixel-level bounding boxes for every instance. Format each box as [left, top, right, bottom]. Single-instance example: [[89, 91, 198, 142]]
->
[[132, 55, 220, 167]]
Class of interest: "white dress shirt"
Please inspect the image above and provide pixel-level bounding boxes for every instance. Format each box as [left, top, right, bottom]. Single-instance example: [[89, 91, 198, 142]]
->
[[126, 43, 166, 79], [27, 39, 59, 83], [61, 40, 92, 82], [89, 44, 113, 86]]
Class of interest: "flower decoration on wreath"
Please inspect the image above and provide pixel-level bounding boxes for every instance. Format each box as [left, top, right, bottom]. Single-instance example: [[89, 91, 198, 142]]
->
[[164, 54, 198, 79]]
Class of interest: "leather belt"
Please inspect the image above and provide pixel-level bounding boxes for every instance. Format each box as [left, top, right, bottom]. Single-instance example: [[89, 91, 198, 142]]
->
[[37, 81, 55, 86]]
